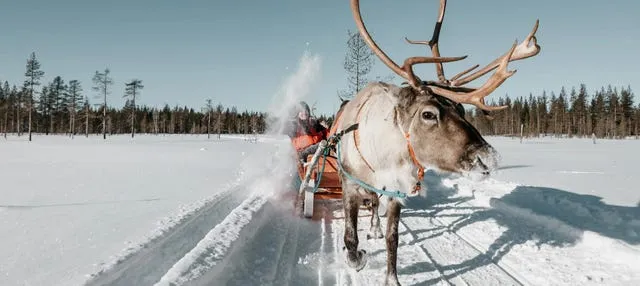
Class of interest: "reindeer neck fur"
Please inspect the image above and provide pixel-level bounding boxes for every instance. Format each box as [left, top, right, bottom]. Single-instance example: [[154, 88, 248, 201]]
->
[[338, 82, 423, 202]]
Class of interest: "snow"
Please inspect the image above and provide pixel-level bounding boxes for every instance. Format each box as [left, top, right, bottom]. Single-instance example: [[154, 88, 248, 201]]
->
[[488, 136, 640, 207], [156, 194, 268, 285], [1, 134, 640, 286], [0, 135, 251, 285], [2, 50, 640, 285]]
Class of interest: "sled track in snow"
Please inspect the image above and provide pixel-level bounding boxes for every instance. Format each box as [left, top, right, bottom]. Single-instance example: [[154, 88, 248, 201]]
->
[[332, 199, 528, 285], [84, 186, 247, 286], [397, 218, 466, 285], [184, 198, 331, 286], [428, 214, 526, 285]]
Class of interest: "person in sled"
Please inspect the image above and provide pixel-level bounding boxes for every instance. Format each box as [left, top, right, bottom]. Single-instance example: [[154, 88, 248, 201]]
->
[[286, 101, 329, 163]]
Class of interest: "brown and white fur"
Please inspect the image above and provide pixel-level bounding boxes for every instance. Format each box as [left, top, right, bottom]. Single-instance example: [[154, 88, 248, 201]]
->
[[334, 81, 499, 285]]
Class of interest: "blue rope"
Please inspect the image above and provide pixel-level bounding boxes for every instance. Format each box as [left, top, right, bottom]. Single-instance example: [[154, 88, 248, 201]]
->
[[310, 146, 328, 194], [335, 139, 407, 199]]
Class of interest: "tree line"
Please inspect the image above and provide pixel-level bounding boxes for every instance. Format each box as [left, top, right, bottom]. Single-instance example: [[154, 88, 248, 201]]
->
[[469, 84, 639, 139], [0, 52, 271, 140], [3, 52, 638, 141]]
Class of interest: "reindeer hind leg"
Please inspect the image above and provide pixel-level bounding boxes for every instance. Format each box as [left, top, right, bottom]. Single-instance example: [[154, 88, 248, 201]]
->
[[367, 193, 384, 239]]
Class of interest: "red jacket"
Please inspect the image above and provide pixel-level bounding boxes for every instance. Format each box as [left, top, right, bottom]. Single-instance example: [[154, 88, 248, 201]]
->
[[290, 119, 328, 151]]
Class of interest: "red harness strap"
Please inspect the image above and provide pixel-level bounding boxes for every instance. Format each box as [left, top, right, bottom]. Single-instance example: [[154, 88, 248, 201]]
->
[[404, 132, 426, 194], [353, 94, 376, 173], [352, 94, 425, 194]]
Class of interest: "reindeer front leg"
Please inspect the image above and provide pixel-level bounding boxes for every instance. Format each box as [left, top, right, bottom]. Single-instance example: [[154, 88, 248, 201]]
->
[[385, 198, 402, 286], [343, 190, 367, 271], [367, 193, 384, 239]]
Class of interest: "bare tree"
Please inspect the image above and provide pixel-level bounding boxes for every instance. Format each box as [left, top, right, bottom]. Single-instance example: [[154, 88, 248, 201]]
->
[[83, 97, 90, 138], [123, 79, 143, 138], [204, 99, 213, 139], [215, 104, 224, 139], [15, 86, 21, 136], [92, 68, 113, 140], [339, 29, 375, 98], [152, 107, 159, 135]]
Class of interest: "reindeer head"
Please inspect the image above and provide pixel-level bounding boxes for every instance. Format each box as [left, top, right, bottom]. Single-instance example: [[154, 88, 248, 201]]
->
[[390, 86, 498, 179], [350, 0, 540, 179]]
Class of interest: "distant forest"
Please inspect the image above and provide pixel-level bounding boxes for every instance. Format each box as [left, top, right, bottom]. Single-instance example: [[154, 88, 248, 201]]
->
[[0, 53, 323, 139], [1, 52, 637, 139], [0, 78, 338, 138], [470, 84, 639, 139]]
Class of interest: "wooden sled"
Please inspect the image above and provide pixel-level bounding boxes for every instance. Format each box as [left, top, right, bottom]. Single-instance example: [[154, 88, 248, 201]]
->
[[296, 140, 343, 218]]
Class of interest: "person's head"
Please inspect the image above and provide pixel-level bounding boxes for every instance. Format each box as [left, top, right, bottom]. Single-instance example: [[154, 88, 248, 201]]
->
[[297, 101, 310, 121]]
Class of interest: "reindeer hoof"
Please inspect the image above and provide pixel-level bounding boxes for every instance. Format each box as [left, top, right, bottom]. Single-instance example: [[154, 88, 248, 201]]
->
[[346, 249, 367, 271], [367, 227, 384, 240]]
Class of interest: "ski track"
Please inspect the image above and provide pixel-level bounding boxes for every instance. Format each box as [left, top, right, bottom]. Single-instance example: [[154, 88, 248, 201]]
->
[[83, 163, 640, 285], [187, 195, 331, 286], [83, 180, 246, 286], [83, 171, 640, 286], [154, 193, 268, 285], [82, 139, 292, 286]]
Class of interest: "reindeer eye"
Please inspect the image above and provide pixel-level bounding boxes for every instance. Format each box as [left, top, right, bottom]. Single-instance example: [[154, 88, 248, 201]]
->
[[422, 111, 437, 121]]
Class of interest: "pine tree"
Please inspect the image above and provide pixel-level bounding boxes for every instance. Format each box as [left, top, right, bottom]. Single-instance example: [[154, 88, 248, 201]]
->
[[24, 52, 45, 141], [48, 76, 66, 134], [83, 97, 91, 137], [37, 86, 49, 133], [539, 91, 548, 135], [605, 85, 619, 138], [620, 85, 634, 138], [557, 88, 567, 137], [123, 79, 143, 138], [0, 81, 4, 137], [67, 80, 83, 137], [2, 82, 9, 138], [92, 68, 113, 140], [573, 84, 588, 137]]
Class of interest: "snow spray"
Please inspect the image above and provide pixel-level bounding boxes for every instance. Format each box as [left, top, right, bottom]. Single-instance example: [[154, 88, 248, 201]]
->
[[236, 50, 323, 199], [266, 50, 322, 136]]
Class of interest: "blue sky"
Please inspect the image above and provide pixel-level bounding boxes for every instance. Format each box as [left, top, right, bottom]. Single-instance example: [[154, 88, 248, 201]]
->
[[1, 0, 638, 116]]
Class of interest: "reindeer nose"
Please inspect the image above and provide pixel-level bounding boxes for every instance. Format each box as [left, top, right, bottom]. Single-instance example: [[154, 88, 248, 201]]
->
[[475, 155, 488, 170], [467, 144, 499, 175]]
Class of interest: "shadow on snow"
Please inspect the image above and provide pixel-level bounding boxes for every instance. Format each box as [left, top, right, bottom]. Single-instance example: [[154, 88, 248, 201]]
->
[[398, 170, 640, 284]]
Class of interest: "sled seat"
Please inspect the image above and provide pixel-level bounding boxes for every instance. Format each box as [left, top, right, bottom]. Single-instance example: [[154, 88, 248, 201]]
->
[[308, 154, 341, 189], [296, 154, 342, 200]]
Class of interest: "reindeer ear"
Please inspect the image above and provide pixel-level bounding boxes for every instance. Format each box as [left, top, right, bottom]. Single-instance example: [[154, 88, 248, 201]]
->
[[395, 86, 419, 110], [375, 82, 401, 106]]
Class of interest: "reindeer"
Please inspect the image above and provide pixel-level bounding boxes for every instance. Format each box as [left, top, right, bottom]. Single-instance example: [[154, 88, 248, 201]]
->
[[332, 0, 541, 285]]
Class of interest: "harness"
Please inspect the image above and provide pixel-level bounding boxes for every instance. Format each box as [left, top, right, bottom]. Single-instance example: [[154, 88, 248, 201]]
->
[[309, 98, 425, 199]]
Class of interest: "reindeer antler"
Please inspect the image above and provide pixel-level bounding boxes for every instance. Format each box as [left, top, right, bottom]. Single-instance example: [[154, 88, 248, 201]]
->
[[350, 0, 467, 89], [350, 0, 541, 111], [404, 0, 448, 83]]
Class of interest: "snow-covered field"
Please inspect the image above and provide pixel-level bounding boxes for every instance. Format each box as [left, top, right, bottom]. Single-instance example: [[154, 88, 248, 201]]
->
[[1, 134, 639, 286]]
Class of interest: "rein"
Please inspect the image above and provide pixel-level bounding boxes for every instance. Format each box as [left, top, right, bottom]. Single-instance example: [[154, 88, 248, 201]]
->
[[309, 125, 408, 199], [352, 96, 425, 194], [309, 98, 426, 198]]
